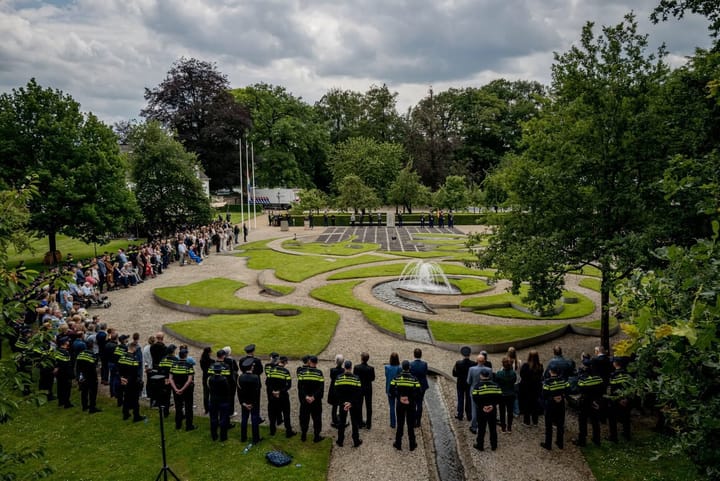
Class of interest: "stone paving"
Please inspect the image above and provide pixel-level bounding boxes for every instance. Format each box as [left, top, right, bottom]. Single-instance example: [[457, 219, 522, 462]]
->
[[316, 225, 464, 251]]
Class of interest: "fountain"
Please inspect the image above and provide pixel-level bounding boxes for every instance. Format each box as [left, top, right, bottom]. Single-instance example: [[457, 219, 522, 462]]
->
[[397, 260, 458, 294]]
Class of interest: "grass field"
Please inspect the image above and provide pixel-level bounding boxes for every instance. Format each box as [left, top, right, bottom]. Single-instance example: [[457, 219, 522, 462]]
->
[[0, 392, 330, 481], [429, 320, 566, 344], [154, 278, 295, 311], [328, 263, 495, 280], [460, 286, 595, 319], [281, 238, 379, 255]]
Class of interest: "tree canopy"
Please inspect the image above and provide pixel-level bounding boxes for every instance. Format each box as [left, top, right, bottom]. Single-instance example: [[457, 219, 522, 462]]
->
[[0, 79, 137, 259], [142, 57, 251, 190], [127, 122, 212, 235]]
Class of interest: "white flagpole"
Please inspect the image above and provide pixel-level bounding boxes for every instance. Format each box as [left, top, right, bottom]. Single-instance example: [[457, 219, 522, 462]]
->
[[245, 141, 249, 227], [251, 142, 257, 229], [239, 138, 244, 225]]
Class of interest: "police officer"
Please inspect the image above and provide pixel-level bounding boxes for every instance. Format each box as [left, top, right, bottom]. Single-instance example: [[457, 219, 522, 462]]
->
[[157, 344, 178, 418], [452, 346, 474, 421], [219, 346, 239, 416], [472, 367, 502, 451], [266, 356, 296, 437], [574, 360, 605, 447], [239, 343, 264, 376], [169, 347, 196, 431], [76, 339, 102, 414], [111, 334, 129, 406], [541, 366, 570, 450], [607, 357, 632, 442], [298, 355, 325, 443], [53, 336, 74, 408], [335, 360, 363, 448], [391, 360, 421, 451], [118, 343, 145, 422], [208, 354, 232, 441], [237, 357, 262, 444]]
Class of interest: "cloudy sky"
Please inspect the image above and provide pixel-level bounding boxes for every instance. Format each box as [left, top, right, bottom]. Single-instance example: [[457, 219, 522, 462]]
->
[[0, 0, 712, 124]]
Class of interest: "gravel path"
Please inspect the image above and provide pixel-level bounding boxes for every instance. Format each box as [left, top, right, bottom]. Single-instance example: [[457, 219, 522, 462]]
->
[[98, 222, 598, 481]]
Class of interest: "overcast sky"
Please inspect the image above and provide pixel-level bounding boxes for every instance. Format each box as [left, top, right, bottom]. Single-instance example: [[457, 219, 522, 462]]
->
[[0, 0, 712, 124]]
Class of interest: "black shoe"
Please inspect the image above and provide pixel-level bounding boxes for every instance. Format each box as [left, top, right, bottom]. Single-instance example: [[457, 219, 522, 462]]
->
[[47, 395, 56, 401], [608, 437, 618, 443], [313, 435, 324, 443], [82, 406, 88, 411], [269, 429, 276, 436], [473, 443, 484, 451], [88, 408, 102, 414], [365, 423, 371, 430], [331, 422, 338, 428], [556, 442, 564, 449], [491, 445, 497, 451], [335, 440, 343, 447], [393, 442, 401, 450], [469, 427, 478, 434], [212, 434, 218, 441], [286, 431, 297, 438], [133, 416, 147, 423], [64, 403, 74, 409], [540, 442, 551, 450], [573, 439, 586, 447], [301, 433, 307, 442], [409, 442, 417, 451], [359, 421, 366, 428], [186, 425, 198, 432], [253, 437, 263, 444], [353, 440, 363, 448], [228, 422, 236, 429], [455, 415, 463, 420], [123, 414, 131, 421]]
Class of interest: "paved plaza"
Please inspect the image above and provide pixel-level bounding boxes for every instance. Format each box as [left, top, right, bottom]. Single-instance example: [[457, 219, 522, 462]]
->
[[315, 225, 464, 251]]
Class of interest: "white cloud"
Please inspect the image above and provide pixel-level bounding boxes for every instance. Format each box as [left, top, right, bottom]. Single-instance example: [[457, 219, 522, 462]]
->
[[0, 0, 713, 123]]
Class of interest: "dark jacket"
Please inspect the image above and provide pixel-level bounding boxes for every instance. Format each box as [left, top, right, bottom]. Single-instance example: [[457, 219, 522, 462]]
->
[[353, 362, 375, 393]]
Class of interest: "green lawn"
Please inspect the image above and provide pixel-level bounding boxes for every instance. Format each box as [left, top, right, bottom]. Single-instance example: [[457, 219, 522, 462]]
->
[[449, 277, 493, 294], [7, 235, 135, 271], [237, 243, 386, 282], [310, 281, 405, 335], [429, 320, 566, 344], [579, 277, 601, 292], [388, 250, 471, 260], [0, 394, 330, 481], [169, 308, 339, 357], [573, 318, 619, 329], [569, 265, 602, 277], [154, 278, 295, 311], [281, 238, 379, 255], [460, 286, 595, 319], [582, 428, 706, 481]]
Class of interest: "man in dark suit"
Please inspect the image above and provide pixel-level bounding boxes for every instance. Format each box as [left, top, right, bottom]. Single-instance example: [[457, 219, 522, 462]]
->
[[409, 348, 429, 427], [353, 352, 376, 429]]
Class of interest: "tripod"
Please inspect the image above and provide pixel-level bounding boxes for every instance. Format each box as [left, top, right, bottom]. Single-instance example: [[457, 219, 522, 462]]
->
[[155, 405, 181, 481]]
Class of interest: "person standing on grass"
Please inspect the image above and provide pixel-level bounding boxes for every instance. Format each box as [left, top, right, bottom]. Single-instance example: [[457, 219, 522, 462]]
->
[[237, 358, 263, 444], [54, 336, 74, 409], [266, 356, 296, 438], [76, 339, 101, 414], [298, 356, 325, 443], [208, 354, 232, 441], [170, 347, 196, 431], [119, 343, 145, 422], [353, 352, 375, 430]]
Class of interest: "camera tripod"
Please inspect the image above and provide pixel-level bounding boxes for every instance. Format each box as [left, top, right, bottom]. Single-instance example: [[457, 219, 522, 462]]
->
[[155, 405, 180, 481]]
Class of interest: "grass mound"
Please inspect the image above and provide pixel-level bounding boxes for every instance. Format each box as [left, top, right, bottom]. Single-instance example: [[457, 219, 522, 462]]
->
[[430, 321, 566, 344], [460, 285, 595, 319], [154, 278, 295, 311]]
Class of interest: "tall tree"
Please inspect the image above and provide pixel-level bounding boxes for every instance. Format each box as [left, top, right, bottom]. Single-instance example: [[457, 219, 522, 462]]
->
[[480, 14, 671, 350], [231, 83, 330, 190], [434, 175, 469, 211], [358, 84, 405, 143], [0, 79, 137, 260], [315, 88, 364, 144], [142, 57, 251, 190], [387, 164, 430, 213], [328, 136, 405, 202], [127, 122, 211, 235], [335, 175, 380, 214], [651, 0, 720, 36]]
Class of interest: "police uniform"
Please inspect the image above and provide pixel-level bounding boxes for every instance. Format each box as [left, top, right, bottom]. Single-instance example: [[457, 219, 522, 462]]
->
[[334, 366, 362, 447], [76, 347, 101, 413], [118, 350, 144, 422], [110, 339, 128, 405], [157, 350, 178, 417], [607, 361, 632, 442], [237, 359, 262, 443], [541, 373, 570, 450], [574, 368, 605, 446], [54, 342, 74, 408], [266, 358, 295, 437], [297, 357, 325, 442], [207, 361, 232, 441], [390, 365, 421, 450], [472, 371, 502, 451], [170, 355, 196, 431]]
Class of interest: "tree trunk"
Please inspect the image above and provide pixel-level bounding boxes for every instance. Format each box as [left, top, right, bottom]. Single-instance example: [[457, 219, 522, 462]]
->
[[600, 270, 611, 353], [48, 231, 60, 264]]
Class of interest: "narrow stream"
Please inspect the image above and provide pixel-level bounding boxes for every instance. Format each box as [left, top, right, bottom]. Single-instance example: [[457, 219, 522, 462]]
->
[[403, 317, 433, 343], [426, 376, 465, 481]]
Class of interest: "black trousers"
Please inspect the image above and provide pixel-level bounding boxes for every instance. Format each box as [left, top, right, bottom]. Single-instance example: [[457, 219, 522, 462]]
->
[[209, 399, 231, 441], [337, 405, 361, 445], [359, 388, 372, 427], [544, 401, 566, 448], [268, 394, 292, 435], [299, 400, 322, 438], [123, 382, 141, 420], [173, 386, 194, 429], [477, 406, 498, 449], [80, 381, 98, 410], [578, 400, 601, 445], [608, 399, 632, 441], [56, 375, 72, 407], [395, 401, 416, 448], [499, 394, 515, 431]]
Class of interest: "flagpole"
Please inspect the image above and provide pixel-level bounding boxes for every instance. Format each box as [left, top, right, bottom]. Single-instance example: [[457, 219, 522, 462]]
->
[[239, 138, 244, 225], [251, 143, 257, 229], [245, 140, 249, 228]]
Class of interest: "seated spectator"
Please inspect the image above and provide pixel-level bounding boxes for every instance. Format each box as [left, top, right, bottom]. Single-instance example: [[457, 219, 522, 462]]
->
[[113, 262, 129, 288]]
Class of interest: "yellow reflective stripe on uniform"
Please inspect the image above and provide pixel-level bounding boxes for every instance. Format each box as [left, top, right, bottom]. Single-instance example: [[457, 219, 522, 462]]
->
[[54, 351, 70, 362], [77, 352, 95, 363], [610, 374, 632, 385], [472, 385, 502, 396], [118, 356, 138, 367], [335, 376, 361, 387], [298, 372, 324, 382], [578, 376, 603, 387]]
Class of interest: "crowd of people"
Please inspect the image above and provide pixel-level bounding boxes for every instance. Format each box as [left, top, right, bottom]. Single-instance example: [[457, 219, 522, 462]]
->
[[453, 344, 633, 452]]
